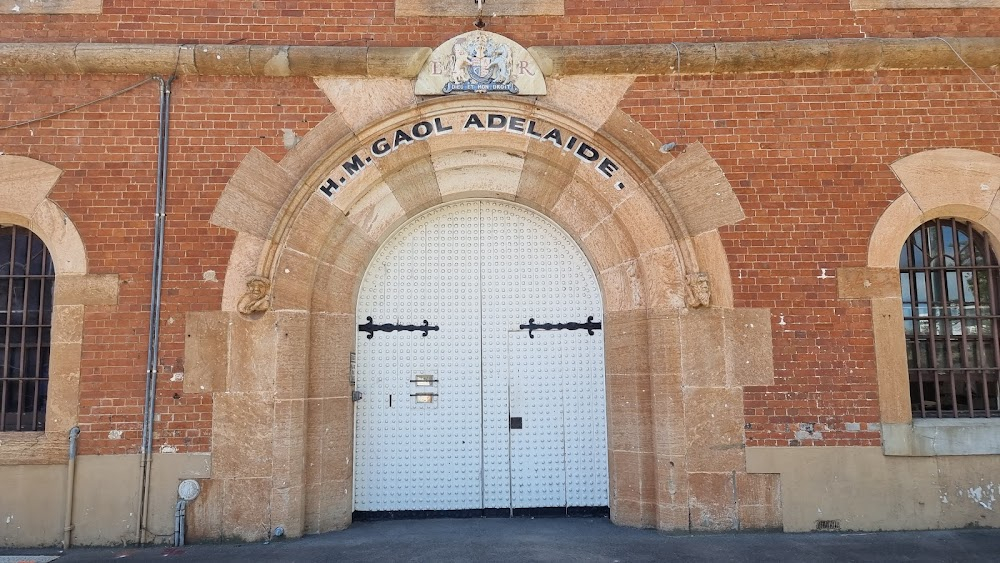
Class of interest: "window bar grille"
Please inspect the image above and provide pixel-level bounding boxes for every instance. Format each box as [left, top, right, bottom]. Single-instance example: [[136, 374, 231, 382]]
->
[[1, 225, 53, 431], [903, 219, 1000, 419], [987, 225, 1000, 416], [966, 220, 987, 418]]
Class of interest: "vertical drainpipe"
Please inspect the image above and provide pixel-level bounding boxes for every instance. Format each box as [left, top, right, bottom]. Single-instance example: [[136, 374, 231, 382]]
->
[[63, 426, 80, 550], [136, 75, 175, 546]]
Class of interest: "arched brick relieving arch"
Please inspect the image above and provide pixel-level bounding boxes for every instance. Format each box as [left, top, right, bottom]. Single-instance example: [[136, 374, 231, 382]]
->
[[202, 90, 778, 540]]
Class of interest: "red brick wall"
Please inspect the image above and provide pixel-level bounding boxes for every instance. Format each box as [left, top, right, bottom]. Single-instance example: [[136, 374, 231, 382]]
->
[[0, 1, 997, 45], [622, 69, 1000, 446], [0, 75, 333, 454], [1, 2, 999, 454]]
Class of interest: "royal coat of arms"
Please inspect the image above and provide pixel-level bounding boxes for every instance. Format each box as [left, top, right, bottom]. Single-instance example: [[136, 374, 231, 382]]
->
[[443, 32, 518, 94]]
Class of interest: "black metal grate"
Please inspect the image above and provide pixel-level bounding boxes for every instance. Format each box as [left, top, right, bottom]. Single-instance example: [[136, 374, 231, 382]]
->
[[900, 218, 1000, 418], [1, 225, 54, 431]]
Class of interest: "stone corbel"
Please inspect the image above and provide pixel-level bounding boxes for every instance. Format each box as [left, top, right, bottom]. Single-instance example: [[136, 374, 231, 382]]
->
[[685, 272, 711, 308], [236, 275, 272, 315]]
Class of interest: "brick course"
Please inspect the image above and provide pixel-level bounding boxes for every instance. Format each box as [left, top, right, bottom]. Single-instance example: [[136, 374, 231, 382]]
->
[[1, 3, 998, 456]]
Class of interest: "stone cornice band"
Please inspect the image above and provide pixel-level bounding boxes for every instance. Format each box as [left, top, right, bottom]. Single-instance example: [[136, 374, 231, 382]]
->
[[0, 37, 996, 77]]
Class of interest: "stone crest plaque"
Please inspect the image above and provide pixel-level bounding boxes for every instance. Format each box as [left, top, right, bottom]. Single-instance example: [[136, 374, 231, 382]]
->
[[415, 31, 546, 96]]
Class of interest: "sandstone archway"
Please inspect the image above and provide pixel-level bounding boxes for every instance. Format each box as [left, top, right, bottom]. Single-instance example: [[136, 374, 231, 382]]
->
[[197, 89, 775, 539]]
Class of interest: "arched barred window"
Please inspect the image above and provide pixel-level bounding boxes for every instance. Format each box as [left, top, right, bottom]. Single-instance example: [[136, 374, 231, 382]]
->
[[1, 225, 54, 431], [901, 218, 1000, 418]]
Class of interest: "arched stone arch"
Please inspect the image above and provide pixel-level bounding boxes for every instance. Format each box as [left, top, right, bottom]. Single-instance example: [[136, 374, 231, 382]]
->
[[856, 149, 1000, 454], [0, 155, 118, 464], [203, 87, 776, 539]]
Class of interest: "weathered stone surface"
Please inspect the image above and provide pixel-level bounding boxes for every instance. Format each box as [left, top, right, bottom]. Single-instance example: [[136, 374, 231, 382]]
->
[[433, 148, 524, 200], [650, 371, 686, 456], [838, 267, 901, 300], [270, 249, 319, 312], [714, 40, 830, 74], [540, 76, 635, 131], [308, 313, 355, 399], [29, 200, 87, 275], [680, 309, 725, 387], [597, 109, 672, 179], [647, 310, 682, 375], [583, 215, 639, 273], [222, 477, 273, 541], [279, 112, 355, 181], [275, 312, 311, 401], [0, 0, 101, 14], [0, 155, 62, 220], [52, 274, 119, 306], [654, 454, 689, 509], [379, 151, 443, 218], [184, 311, 231, 394], [688, 472, 738, 531], [368, 47, 431, 78], [315, 212, 378, 275], [683, 388, 745, 473], [186, 478, 224, 541], [739, 504, 783, 530], [871, 297, 911, 425], [286, 46, 368, 76], [607, 372, 652, 454], [75, 43, 181, 75], [653, 143, 744, 237], [2, 38, 999, 77], [228, 314, 277, 395], [892, 149, 1000, 214], [615, 192, 672, 254], [605, 310, 650, 375], [550, 179, 616, 248], [211, 149, 296, 237], [45, 348, 81, 433], [867, 193, 921, 268], [516, 135, 581, 213], [51, 304, 84, 344], [285, 193, 346, 260], [724, 308, 774, 387], [736, 472, 781, 509], [213, 393, 275, 479], [309, 262, 358, 315], [692, 230, 735, 309], [601, 260, 645, 313], [314, 78, 416, 133], [269, 484, 304, 537], [638, 246, 687, 310], [220, 232, 268, 313]]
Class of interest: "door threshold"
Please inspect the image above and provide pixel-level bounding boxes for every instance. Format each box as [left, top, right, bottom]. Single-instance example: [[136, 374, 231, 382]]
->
[[353, 506, 609, 521]]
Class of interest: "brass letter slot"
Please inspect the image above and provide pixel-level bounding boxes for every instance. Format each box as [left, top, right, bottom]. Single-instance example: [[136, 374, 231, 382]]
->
[[410, 393, 438, 404]]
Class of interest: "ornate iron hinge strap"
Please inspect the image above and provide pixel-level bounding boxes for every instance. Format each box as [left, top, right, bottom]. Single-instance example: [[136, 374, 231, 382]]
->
[[358, 317, 439, 339], [520, 316, 602, 339]]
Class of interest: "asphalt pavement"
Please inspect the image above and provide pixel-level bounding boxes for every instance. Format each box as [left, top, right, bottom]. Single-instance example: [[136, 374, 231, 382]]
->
[[3, 517, 1000, 562]]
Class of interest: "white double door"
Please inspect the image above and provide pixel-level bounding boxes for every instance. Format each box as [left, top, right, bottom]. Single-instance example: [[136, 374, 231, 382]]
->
[[353, 200, 608, 512]]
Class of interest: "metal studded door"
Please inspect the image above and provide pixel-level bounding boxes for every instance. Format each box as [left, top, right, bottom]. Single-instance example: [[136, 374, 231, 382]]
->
[[354, 200, 608, 513], [353, 202, 484, 511]]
